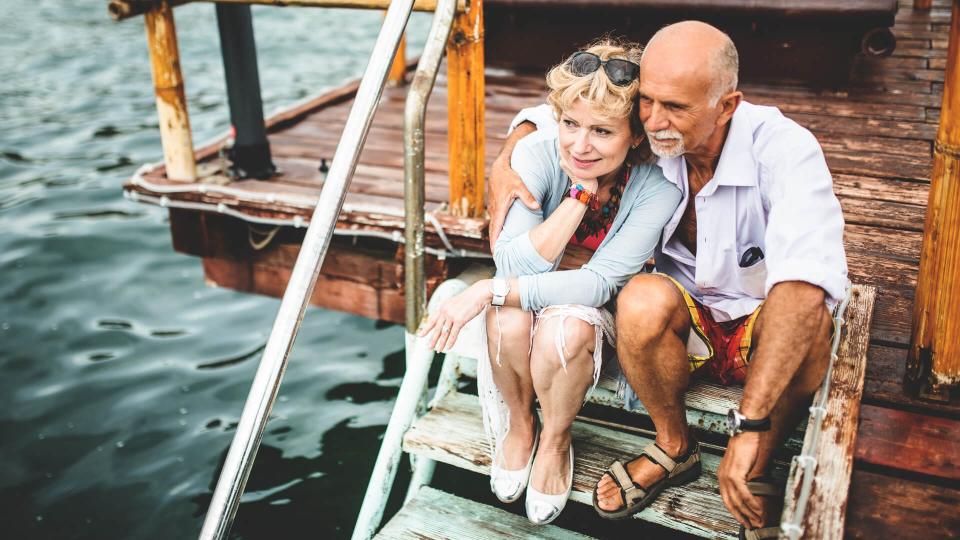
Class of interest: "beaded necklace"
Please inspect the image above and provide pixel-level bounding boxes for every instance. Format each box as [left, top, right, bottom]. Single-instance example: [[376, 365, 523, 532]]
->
[[573, 164, 630, 243]]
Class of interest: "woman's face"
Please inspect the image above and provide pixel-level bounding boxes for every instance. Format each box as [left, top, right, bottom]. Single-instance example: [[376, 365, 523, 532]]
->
[[558, 98, 640, 180]]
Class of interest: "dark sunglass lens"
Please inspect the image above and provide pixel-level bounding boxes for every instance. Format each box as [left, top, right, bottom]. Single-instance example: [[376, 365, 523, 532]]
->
[[569, 52, 601, 76], [605, 59, 638, 86]]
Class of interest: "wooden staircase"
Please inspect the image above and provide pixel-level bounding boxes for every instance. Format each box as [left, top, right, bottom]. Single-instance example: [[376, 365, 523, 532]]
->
[[370, 285, 876, 539]]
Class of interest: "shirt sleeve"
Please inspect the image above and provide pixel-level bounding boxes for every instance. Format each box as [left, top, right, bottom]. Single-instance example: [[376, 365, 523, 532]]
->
[[493, 135, 560, 279], [508, 104, 559, 138], [760, 126, 849, 305], [518, 166, 682, 310]]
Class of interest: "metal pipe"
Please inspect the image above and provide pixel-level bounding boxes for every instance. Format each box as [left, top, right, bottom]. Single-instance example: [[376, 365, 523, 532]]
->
[[351, 278, 465, 540], [197, 2, 415, 538], [403, 0, 456, 333], [216, 4, 276, 179]]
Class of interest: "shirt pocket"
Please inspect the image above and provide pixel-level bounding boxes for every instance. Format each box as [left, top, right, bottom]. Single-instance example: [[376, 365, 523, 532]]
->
[[736, 258, 767, 299]]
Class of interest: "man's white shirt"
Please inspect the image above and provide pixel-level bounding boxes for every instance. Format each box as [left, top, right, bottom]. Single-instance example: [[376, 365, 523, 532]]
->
[[509, 102, 848, 321]]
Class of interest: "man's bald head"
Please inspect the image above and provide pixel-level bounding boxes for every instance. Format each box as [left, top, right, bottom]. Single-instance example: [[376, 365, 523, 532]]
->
[[642, 21, 739, 105]]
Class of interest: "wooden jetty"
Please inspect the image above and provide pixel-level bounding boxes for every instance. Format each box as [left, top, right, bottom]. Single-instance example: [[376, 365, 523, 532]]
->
[[117, 0, 960, 538]]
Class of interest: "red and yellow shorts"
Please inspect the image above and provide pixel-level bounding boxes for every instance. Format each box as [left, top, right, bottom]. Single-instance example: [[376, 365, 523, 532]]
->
[[661, 274, 762, 386]]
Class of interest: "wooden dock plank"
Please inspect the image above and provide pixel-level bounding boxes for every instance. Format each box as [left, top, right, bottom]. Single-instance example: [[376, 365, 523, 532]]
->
[[782, 285, 875, 539], [845, 470, 960, 540], [855, 404, 960, 482]]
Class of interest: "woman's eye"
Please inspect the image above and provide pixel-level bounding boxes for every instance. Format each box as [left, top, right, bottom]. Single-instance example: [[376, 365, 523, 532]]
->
[[594, 128, 611, 136], [562, 119, 576, 128]]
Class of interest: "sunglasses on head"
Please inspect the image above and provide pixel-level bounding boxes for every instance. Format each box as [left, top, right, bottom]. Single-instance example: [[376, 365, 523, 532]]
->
[[567, 51, 640, 87]]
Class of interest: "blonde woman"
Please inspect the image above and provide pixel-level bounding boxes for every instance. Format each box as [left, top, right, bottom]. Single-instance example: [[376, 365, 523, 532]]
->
[[419, 40, 681, 524]]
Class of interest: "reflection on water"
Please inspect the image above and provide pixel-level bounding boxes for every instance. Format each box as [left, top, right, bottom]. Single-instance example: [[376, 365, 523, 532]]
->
[[0, 2, 430, 538]]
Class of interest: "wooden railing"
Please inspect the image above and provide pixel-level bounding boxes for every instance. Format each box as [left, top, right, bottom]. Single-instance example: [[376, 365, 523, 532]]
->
[[909, 0, 960, 400]]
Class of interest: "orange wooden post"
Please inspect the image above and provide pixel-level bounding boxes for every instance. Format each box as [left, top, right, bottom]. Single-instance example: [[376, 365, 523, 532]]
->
[[908, 0, 960, 400], [385, 11, 408, 85], [445, 0, 485, 217], [144, 0, 197, 181]]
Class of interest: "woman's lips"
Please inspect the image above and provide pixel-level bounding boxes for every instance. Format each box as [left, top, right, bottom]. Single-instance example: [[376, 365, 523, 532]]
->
[[571, 156, 599, 169]]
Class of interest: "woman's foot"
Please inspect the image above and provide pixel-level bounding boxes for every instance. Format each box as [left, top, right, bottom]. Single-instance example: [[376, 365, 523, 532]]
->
[[593, 435, 690, 512], [529, 431, 573, 495], [498, 413, 538, 469]]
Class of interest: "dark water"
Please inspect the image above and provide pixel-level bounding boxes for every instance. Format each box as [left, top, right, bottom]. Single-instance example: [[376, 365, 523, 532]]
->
[[0, 3, 433, 538]]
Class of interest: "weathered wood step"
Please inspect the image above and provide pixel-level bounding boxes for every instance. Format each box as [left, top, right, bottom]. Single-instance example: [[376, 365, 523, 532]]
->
[[375, 486, 596, 540], [403, 391, 764, 538]]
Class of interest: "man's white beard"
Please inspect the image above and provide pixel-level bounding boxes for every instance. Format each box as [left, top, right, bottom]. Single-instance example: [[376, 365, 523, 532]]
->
[[647, 129, 685, 158]]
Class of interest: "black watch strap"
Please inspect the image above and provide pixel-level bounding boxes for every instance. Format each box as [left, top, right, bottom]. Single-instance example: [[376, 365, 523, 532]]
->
[[740, 416, 771, 432]]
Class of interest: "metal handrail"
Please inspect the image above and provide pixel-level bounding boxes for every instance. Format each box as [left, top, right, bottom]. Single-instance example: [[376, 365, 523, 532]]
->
[[350, 0, 458, 537], [197, 2, 417, 538]]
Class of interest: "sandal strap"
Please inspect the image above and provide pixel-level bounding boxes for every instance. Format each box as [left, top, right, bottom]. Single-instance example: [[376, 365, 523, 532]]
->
[[609, 460, 647, 505], [642, 443, 677, 471], [743, 526, 780, 540], [747, 478, 784, 498]]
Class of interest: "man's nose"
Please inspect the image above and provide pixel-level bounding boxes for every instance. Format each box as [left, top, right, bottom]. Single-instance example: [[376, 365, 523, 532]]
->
[[646, 103, 670, 132]]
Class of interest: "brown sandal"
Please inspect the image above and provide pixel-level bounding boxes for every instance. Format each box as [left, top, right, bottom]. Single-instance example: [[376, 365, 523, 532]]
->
[[592, 439, 702, 520], [738, 477, 784, 540]]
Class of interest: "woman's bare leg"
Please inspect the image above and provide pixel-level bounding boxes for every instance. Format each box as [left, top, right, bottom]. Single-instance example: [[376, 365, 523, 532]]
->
[[486, 306, 537, 469], [528, 314, 598, 495]]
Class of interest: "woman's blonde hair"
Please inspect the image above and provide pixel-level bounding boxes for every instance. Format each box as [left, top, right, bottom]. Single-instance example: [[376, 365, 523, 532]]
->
[[546, 38, 650, 162]]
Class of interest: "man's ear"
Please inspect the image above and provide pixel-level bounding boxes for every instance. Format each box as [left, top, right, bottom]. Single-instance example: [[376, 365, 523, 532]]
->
[[716, 90, 743, 127]]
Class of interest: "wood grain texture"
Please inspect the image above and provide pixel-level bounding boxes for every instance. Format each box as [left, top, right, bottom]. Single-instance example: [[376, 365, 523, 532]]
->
[[782, 284, 876, 539], [855, 403, 960, 481], [845, 469, 960, 540], [376, 486, 596, 539], [403, 391, 765, 538]]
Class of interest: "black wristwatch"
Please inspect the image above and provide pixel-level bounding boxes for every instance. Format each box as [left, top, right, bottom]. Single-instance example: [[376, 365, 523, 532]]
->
[[726, 409, 771, 436]]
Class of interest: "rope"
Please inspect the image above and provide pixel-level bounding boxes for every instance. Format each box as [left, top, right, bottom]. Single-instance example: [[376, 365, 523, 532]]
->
[[125, 189, 492, 260], [248, 225, 281, 251]]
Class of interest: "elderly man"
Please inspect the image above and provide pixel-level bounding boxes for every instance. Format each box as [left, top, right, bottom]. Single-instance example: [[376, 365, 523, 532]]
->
[[487, 21, 847, 538]]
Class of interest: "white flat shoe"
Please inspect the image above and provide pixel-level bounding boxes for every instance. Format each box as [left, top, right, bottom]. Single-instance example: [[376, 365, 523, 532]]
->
[[525, 444, 574, 525], [490, 418, 540, 503]]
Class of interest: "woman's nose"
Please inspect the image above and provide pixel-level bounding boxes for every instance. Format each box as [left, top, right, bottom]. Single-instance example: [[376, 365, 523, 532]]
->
[[572, 130, 591, 154]]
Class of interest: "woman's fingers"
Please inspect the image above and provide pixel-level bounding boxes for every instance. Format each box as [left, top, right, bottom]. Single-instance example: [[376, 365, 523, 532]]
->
[[440, 319, 466, 352]]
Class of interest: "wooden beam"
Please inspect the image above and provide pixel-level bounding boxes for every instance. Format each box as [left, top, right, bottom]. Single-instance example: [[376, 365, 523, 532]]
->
[[446, 0, 485, 217], [909, 0, 960, 401], [108, 0, 465, 20], [144, 0, 197, 181], [782, 285, 876, 539], [914, 0, 933, 10], [855, 403, 960, 481]]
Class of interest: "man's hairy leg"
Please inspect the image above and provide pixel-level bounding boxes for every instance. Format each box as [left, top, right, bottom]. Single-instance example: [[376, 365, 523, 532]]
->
[[718, 281, 831, 528], [488, 121, 539, 251], [595, 275, 693, 512]]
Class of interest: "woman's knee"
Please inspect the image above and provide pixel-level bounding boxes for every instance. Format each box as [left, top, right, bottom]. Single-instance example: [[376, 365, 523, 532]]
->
[[486, 305, 532, 347], [530, 314, 596, 369]]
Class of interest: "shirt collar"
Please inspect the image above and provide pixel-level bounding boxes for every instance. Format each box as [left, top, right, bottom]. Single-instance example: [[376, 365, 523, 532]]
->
[[711, 103, 757, 187]]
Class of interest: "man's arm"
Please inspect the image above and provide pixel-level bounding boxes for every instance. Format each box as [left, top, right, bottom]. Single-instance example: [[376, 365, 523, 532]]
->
[[488, 121, 539, 251]]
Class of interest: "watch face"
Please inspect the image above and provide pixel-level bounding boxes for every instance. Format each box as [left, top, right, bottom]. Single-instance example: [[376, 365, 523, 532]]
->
[[726, 409, 738, 436]]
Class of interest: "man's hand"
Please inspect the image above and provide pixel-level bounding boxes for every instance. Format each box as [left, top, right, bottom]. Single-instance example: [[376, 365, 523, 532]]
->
[[717, 432, 764, 528], [488, 122, 539, 252]]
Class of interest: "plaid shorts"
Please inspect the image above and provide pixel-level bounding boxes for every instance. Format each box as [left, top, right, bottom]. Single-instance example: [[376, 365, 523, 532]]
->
[[660, 274, 762, 386]]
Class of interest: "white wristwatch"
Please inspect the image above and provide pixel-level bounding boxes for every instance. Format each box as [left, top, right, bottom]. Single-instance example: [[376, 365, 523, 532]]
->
[[490, 278, 510, 307]]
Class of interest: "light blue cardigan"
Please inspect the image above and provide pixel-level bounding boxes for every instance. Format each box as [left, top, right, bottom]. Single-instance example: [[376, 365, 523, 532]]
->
[[496, 129, 682, 311]]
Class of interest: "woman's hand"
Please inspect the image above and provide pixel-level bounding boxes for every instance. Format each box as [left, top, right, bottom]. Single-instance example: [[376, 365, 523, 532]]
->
[[557, 144, 599, 193], [418, 280, 492, 352]]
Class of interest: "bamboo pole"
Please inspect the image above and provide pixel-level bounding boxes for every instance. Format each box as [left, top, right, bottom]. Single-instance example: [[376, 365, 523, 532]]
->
[[445, 0, 485, 218], [144, 1, 197, 181], [109, 0, 464, 21], [908, 0, 960, 400]]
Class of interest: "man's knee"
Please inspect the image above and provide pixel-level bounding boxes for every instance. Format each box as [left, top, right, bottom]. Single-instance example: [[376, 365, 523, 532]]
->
[[616, 274, 686, 340]]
